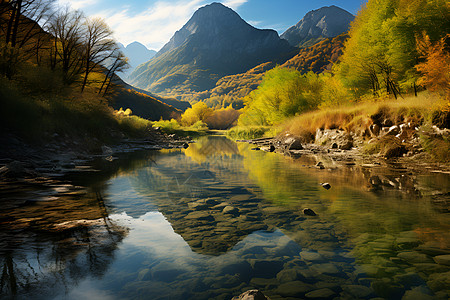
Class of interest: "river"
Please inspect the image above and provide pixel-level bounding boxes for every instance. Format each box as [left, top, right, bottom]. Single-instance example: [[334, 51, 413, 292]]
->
[[0, 135, 449, 299]]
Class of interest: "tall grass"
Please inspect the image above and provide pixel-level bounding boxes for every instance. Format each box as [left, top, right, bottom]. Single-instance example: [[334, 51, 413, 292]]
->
[[282, 93, 447, 139]]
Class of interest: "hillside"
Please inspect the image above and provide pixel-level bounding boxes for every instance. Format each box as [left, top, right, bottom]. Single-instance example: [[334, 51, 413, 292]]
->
[[180, 34, 348, 108], [281, 5, 354, 47], [128, 2, 295, 96]]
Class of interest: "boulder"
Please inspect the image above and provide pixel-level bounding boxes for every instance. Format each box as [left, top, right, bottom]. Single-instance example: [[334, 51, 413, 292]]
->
[[283, 136, 303, 150], [315, 129, 353, 150], [232, 289, 270, 300], [369, 123, 381, 136], [260, 145, 275, 152]]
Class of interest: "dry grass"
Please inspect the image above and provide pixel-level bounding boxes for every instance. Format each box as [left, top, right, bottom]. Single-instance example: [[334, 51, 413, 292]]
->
[[282, 92, 448, 140]]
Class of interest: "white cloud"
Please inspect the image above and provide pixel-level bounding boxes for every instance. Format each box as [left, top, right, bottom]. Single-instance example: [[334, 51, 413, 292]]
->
[[57, 0, 99, 10], [248, 20, 262, 28], [221, 0, 248, 10], [93, 0, 207, 51]]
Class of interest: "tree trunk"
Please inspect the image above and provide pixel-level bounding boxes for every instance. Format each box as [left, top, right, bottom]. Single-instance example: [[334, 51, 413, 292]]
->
[[10, 0, 22, 48]]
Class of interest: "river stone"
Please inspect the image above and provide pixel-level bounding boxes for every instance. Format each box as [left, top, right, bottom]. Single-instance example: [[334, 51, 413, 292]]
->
[[188, 201, 208, 210], [394, 272, 425, 286], [305, 288, 336, 298], [223, 206, 239, 215], [231, 289, 269, 300], [151, 263, 186, 282], [284, 137, 303, 150], [413, 263, 450, 274], [397, 251, 433, 264], [276, 269, 299, 283], [250, 260, 284, 279], [342, 284, 374, 298], [302, 208, 317, 216], [249, 277, 276, 287], [396, 237, 420, 249], [433, 254, 450, 266], [401, 286, 435, 300], [185, 211, 215, 221], [260, 145, 275, 152], [276, 281, 315, 297], [300, 251, 324, 262], [310, 263, 340, 275], [427, 271, 450, 292]]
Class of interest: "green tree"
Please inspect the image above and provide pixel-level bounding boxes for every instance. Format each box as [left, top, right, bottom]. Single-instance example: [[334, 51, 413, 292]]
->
[[337, 0, 450, 97], [238, 67, 321, 126]]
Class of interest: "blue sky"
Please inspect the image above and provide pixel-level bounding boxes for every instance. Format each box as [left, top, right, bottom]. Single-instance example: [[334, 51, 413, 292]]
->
[[58, 0, 366, 51]]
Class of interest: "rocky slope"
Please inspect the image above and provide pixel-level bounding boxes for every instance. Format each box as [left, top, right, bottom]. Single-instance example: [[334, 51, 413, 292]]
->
[[128, 2, 295, 96], [281, 5, 354, 47]]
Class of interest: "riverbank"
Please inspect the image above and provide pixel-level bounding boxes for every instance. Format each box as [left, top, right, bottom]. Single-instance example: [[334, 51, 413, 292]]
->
[[0, 129, 190, 182]]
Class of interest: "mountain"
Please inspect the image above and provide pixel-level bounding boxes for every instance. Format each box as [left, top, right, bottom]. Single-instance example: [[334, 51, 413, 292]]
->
[[118, 42, 156, 79], [281, 5, 354, 47], [185, 34, 348, 108], [108, 76, 183, 120], [128, 2, 296, 97]]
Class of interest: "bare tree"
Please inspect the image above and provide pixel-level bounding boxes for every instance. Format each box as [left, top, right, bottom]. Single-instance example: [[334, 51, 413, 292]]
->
[[80, 17, 115, 92], [46, 6, 84, 83], [99, 49, 129, 96]]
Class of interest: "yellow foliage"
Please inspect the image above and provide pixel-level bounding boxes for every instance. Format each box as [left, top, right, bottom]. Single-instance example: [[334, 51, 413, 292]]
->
[[180, 102, 213, 126], [415, 34, 450, 100]]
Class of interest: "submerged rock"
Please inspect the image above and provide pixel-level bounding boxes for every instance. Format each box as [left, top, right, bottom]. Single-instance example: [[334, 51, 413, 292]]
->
[[232, 289, 270, 300], [320, 182, 331, 190], [303, 208, 317, 216]]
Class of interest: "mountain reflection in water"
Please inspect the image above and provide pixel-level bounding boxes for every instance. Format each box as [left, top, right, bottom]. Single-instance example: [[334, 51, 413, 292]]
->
[[1, 135, 449, 300]]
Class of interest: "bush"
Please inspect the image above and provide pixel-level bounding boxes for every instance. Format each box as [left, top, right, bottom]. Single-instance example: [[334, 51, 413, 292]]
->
[[226, 126, 270, 140]]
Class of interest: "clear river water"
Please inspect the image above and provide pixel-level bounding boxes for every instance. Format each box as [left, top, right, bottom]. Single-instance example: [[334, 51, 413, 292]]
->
[[0, 135, 449, 299]]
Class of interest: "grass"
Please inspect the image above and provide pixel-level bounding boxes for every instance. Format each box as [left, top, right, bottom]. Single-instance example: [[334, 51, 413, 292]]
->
[[226, 126, 274, 140], [0, 72, 156, 145], [152, 119, 209, 138], [282, 93, 448, 140]]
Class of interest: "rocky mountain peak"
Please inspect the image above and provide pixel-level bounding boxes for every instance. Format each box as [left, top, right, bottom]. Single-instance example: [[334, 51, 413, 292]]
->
[[281, 5, 354, 47]]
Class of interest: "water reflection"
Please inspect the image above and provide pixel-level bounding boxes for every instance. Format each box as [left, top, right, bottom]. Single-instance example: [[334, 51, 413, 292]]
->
[[0, 135, 449, 299]]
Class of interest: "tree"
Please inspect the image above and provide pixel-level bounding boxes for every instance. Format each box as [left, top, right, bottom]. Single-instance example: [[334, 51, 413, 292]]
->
[[0, 0, 55, 77], [415, 34, 450, 100], [99, 49, 129, 96], [80, 17, 115, 92], [337, 0, 450, 97], [238, 67, 321, 126], [46, 7, 84, 83], [181, 102, 213, 126]]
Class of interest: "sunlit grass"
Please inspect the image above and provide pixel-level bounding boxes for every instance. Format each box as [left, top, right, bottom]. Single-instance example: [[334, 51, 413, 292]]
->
[[282, 92, 447, 139]]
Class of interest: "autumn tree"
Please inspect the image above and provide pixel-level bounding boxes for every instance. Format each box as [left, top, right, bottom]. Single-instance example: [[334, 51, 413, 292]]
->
[[181, 102, 213, 126], [80, 17, 115, 92], [0, 0, 55, 77], [415, 34, 450, 100], [337, 0, 450, 98]]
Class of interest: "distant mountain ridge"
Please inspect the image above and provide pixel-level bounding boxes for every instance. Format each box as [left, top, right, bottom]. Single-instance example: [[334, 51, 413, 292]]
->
[[118, 42, 156, 79], [128, 2, 296, 97], [281, 5, 354, 47]]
